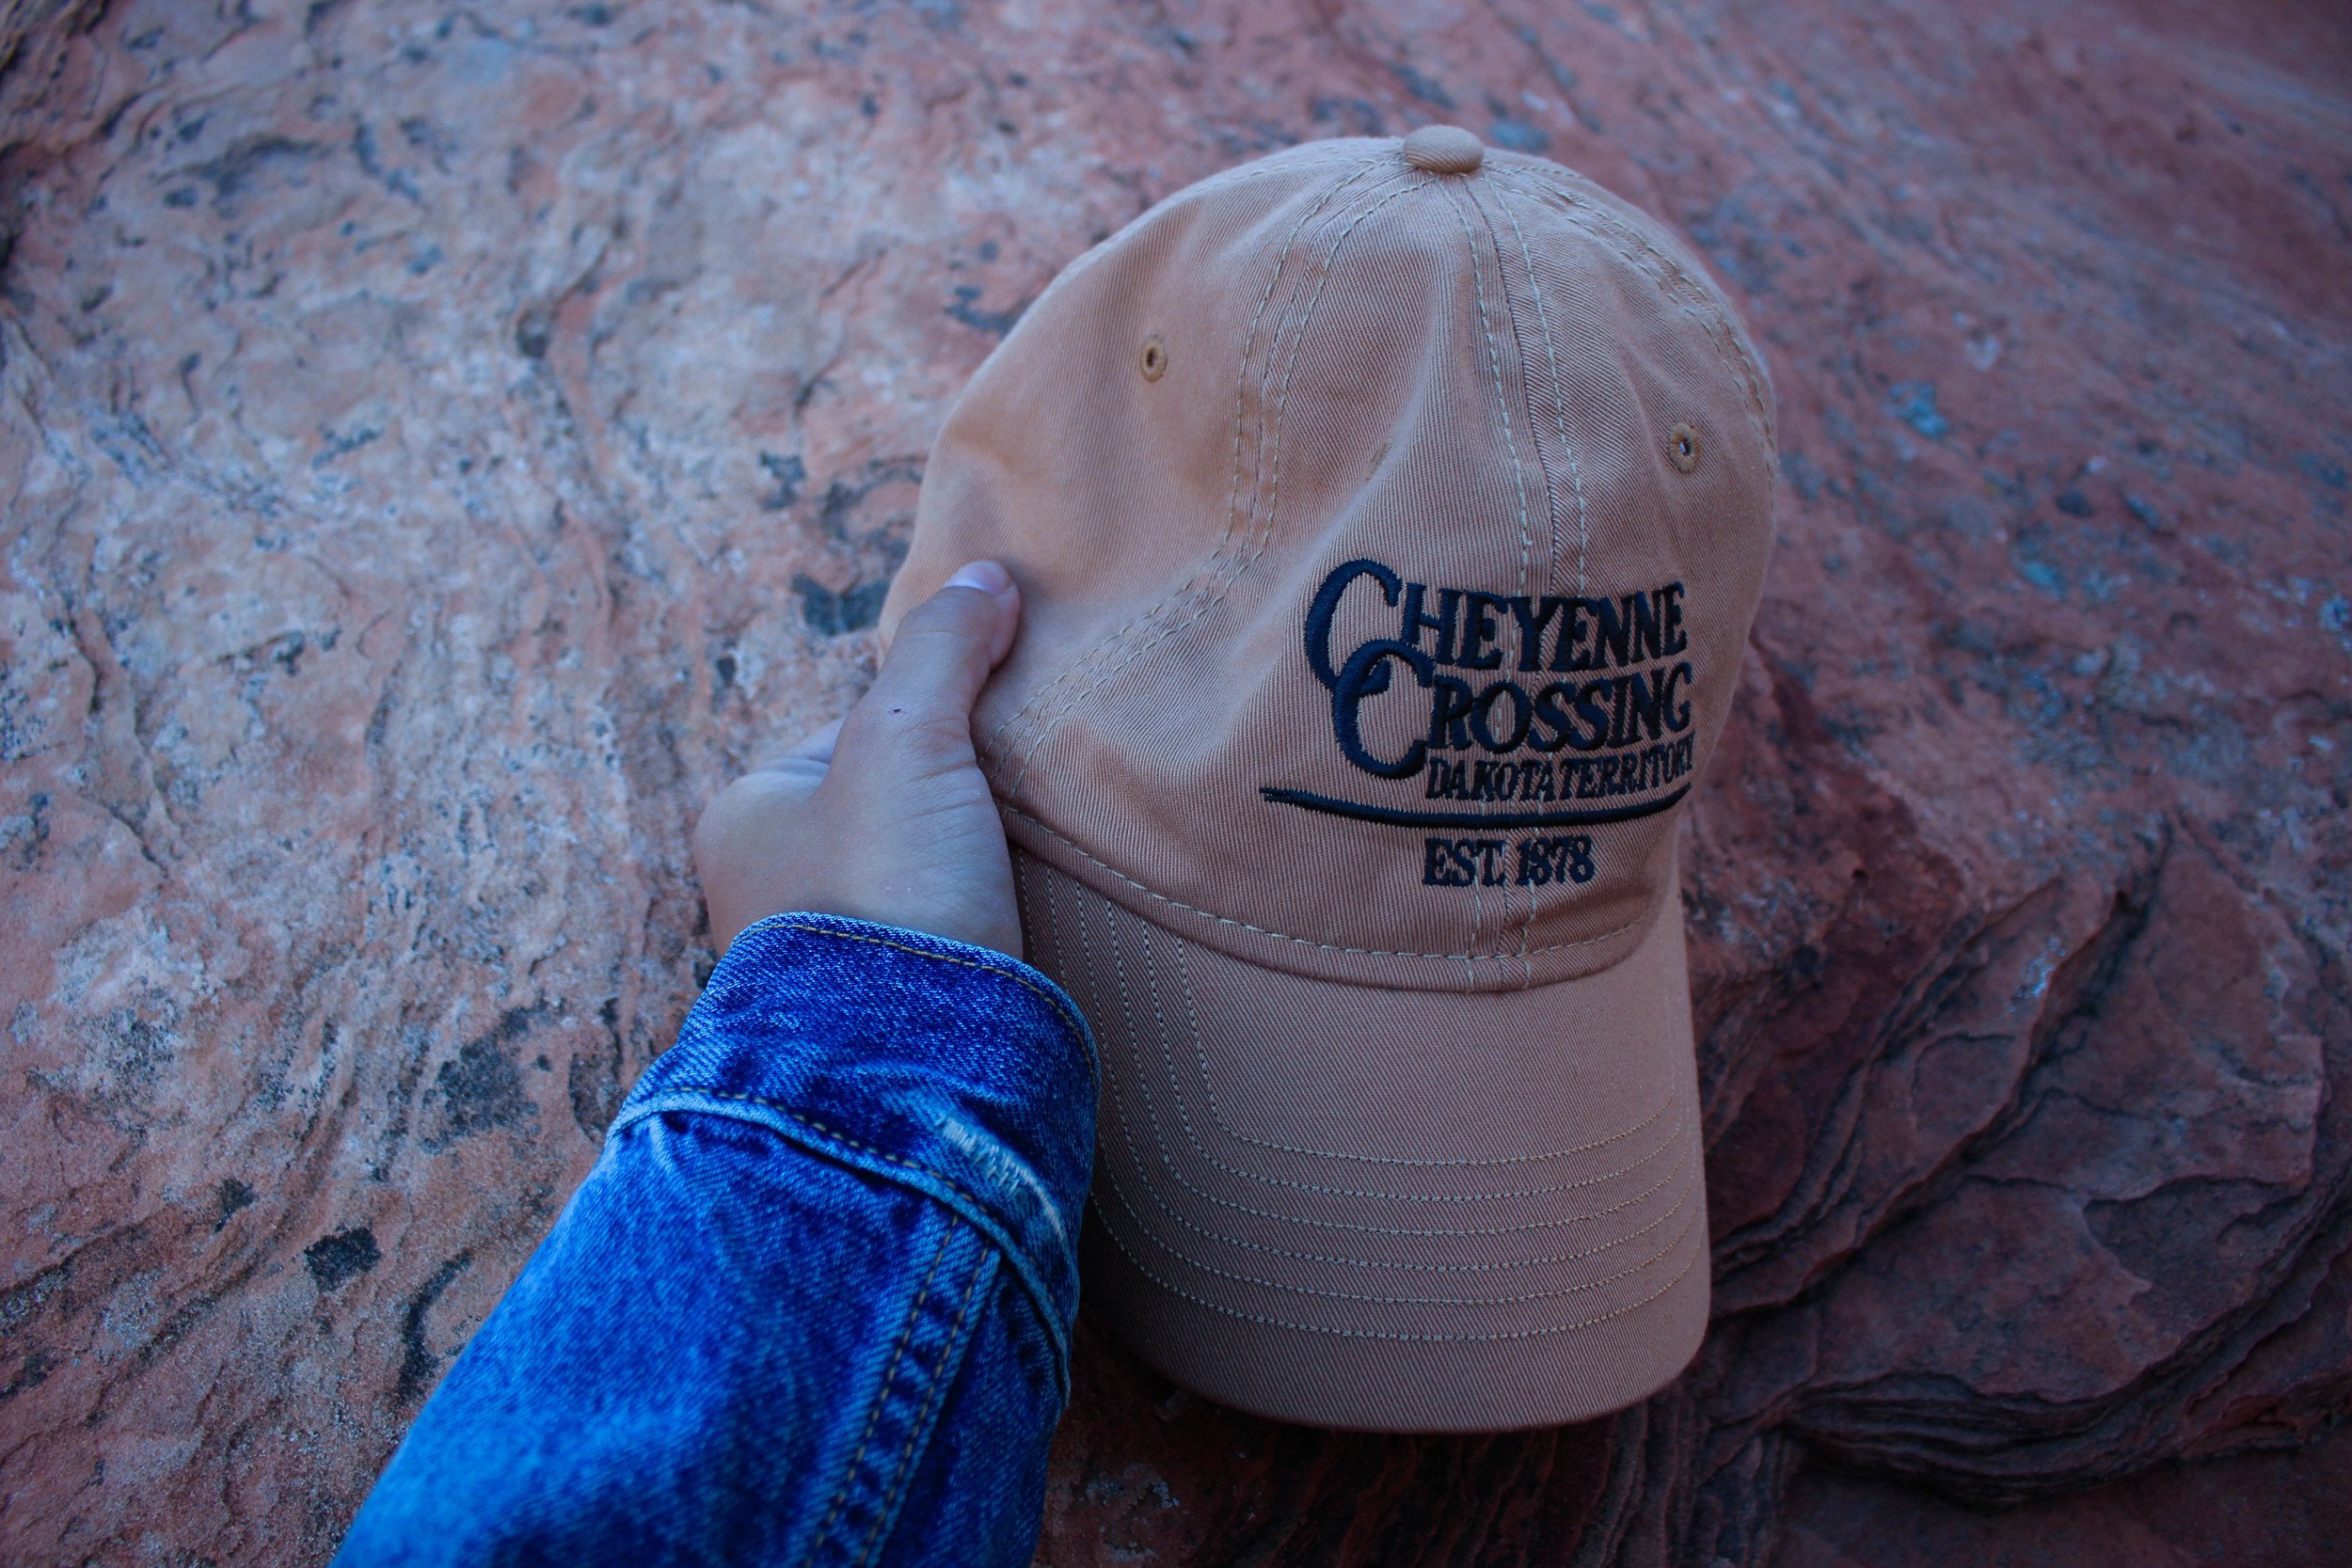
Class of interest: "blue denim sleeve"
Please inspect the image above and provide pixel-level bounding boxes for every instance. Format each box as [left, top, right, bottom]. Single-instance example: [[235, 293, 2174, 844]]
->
[[336, 913, 1096, 1568]]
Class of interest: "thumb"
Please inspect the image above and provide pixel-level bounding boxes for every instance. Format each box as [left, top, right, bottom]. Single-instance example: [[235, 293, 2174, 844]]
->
[[841, 561, 1021, 764]]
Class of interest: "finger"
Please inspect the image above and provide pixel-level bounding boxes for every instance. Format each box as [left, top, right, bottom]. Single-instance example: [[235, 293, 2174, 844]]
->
[[753, 716, 845, 774], [947, 559, 1022, 667], [850, 562, 1021, 752]]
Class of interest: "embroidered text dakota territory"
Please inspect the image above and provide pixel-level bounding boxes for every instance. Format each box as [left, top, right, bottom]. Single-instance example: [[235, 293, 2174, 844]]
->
[[1261, 558, 1701, 842]]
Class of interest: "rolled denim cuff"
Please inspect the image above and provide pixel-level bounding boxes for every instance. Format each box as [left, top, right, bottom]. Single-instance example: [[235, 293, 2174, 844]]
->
[[616, 913, 1097, 1361]]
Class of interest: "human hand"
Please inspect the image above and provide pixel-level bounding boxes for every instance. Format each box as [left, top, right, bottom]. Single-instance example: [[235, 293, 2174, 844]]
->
[[693, 561, 1024, 958]]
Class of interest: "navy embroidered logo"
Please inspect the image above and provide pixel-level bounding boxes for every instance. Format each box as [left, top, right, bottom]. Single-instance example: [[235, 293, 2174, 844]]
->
[[1262, 558, 1697, 837]]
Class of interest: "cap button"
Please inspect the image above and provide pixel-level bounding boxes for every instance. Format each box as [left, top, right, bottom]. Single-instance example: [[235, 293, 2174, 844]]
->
[[1400, 125, 1486, 175]]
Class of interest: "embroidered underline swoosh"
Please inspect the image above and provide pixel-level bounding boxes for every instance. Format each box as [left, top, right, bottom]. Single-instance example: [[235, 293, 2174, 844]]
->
[[1258, 784, 1689, 831]]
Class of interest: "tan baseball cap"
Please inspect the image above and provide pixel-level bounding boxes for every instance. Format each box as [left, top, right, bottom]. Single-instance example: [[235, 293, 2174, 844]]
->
[[880, 126, 1775, 1432]]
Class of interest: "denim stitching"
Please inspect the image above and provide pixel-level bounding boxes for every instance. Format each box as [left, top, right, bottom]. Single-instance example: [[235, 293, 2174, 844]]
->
[[850, 1243, 993, 1568], [735, 915, 1092, 1056], [641, 1086, 995, 1226], [802, 1216, 959, 1568], [629, 1085, 1074, 1397]]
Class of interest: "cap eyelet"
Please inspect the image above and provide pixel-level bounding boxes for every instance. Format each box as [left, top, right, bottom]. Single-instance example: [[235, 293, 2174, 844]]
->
[[1139, 335, 1168, 382], [1668, 422, 1700, 473]]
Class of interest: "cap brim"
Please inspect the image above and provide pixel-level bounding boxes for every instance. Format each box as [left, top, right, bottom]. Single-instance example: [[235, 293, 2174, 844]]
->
[[1014, 848, 1709, 1433]]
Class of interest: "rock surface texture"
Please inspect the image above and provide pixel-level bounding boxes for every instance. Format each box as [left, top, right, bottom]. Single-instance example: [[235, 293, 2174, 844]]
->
[[3, 0, 2348, 1563]]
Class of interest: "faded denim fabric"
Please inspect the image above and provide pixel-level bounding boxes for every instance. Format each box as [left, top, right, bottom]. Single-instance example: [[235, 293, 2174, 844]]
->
[[336, 913, 1097, 1568]]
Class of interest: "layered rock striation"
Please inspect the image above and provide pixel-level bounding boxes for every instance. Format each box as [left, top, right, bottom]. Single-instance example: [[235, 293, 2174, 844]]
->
[[2, 1, 2346, 1563]]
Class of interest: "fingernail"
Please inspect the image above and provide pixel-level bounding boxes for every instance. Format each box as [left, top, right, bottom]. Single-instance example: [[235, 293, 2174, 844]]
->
[[946, 559, 1013, 596]]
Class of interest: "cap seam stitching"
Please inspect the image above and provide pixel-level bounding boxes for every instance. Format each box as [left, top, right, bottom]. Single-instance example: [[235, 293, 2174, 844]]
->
[[1001, 171, 1431, 799], [981, 155, 1389, 757], [1066, 867, 1689, 1236], [1094, 1103, 1685, 1234], [1112, 1135, 1695, 1273], [1165, 911, 1689, 1170], [1490, 181, 1592, 597], [979, 155, 1397, 769], [1091, 1183, 1706, 1342], [1006, 801, 1645, 961], [1096, 1180, 1700, 1311], [1482, 181, 1567, 988], [1088, 931, 1695, 1242], [1505, 168, 1773, 443], [1437, 177, 1536, 985], [1135, 910, 1681, 1196], [1097, 1140, 1697, 1282], [1119, 1034, 1687, 1208], [1491, 168, 1776, 453], [1451, 181, 1539, 622], [1457, 177, 1555, 987]]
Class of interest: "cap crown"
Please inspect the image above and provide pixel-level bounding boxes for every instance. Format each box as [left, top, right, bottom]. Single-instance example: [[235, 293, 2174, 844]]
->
[[886, 138, 1775, 992]]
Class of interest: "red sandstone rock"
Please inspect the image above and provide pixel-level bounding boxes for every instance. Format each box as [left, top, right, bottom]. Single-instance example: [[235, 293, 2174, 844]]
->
[[2, 1, 2347, 1564]]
